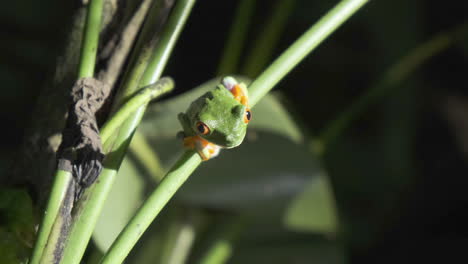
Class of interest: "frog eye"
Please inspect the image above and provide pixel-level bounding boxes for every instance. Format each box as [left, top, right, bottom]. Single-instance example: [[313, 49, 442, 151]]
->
[[244, 109, 252, 123], [196, 121, 210, 135]]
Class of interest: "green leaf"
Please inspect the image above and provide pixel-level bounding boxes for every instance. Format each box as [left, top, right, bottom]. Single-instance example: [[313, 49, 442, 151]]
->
[[0, 188, 35, 264], [284, 173, 338, 233]]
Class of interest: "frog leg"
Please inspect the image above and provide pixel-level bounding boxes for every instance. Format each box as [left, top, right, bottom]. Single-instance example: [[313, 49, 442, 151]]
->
[[183, 135, 220, 161]]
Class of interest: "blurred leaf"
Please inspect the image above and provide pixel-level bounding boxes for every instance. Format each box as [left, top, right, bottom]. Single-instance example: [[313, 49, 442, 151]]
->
[[0, 188, 35, 247], [0, 229, 29, 264], [93, 159, 145, 252], [0, 188, 35, 264], [284, 173, 338, 233]]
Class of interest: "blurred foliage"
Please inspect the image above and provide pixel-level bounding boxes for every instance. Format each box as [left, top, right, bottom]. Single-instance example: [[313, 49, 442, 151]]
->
[[0, 188, 35, 264], [2, 0, 468, 263]]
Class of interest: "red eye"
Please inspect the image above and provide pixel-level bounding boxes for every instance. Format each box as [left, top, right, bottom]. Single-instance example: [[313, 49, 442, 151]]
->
[[196, 122, 210, 135], [244, 109, 252, 123]]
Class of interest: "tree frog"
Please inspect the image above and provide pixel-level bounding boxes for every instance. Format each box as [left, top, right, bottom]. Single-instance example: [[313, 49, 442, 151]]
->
[[178, 76, 252, 160]]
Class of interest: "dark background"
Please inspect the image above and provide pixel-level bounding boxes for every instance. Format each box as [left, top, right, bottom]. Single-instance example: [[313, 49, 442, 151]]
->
[[2, 0, 468, 263]]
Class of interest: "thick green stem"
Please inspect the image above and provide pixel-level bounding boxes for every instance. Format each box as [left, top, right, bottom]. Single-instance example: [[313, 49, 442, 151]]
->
[[100, 151, 202, 264], [242, 0, 296, 78], [29, 170, 71, 264], [30, 0, 105, 262], [60, 1, 195, 263], [78, 0, 104, 77], [217, 0, 256, 76], [248, 0, 369, 106]]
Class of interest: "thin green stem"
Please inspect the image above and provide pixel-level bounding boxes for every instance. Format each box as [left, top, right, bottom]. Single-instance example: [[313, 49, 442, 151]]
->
[[242, 0, 296, 78], [108, 0, 174, 114], [197, 217, 245, 264], [29, 170, 71, 264], [249, 0, 369, 107], [60, 1, 195, 263], [100, 151, 202, 264], [100, 77, 175, 143], [217, 0, 257, 76], [159, 211, 197, 264], [129, 131, 166, 182], [78, 0, 104, 77], [98, 0, 368, 263], [318, 21, 468, 151]]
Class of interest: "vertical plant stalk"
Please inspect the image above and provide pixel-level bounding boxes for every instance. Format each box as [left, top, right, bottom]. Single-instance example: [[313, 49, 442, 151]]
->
[[29, 170, 71, 264], [29, 0, 105, 263], [216, 0, 257, 76], [99, 0, 369, 263], [59, 79, 174, 264], [78, 0, 105, 78], [242, 0, 296, 78], [60, 1, 196, 263]]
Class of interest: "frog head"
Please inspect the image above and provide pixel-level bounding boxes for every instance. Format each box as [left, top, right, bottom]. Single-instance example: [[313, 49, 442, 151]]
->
[[180, 77, 251, 148]]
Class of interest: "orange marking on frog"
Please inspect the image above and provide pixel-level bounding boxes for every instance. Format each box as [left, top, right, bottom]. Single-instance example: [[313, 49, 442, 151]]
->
[[231, 84, 249, 106], [183, 135, 220, 161]]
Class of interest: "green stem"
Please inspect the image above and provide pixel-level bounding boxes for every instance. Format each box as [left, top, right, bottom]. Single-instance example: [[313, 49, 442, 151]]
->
[[60, 1, 195, 263], [78, 0, 104, 78], [216, 0, 257, 76], [197, 217, 245, 264], [249, 0, 369, 107], [98, 0, 368, 263], [100, 151, 202, 264], [29, 170, 71, 264], [159, 210, 198, 264], [31, 0, 104, 261], [129, 131, 166, 182], [100, 77, 175, 143], [242, 0, 296, 78], [318, 21, 468, 151]]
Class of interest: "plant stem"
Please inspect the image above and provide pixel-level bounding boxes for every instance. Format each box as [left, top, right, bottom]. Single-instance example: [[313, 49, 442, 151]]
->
[[30, 0, 104, 262], [248, 0, 369, 107], [98, 0, 368, 262], [29, 170, 71, 264], [100, 151, 202, 264], [216, 0, 256, 76], [242, 0, 296, 78], [78, 0, 104, 78], [100, 77, 175, 143], [60, 1, 195, 263], [129, 131, 166, 182], [197, 217, 245, 264]]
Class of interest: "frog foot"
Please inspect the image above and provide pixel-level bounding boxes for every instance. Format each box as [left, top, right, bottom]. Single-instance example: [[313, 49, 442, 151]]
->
[[222, 77, 249, 106], [231, 84, 249, 106], [183, 135, 221, 161]]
